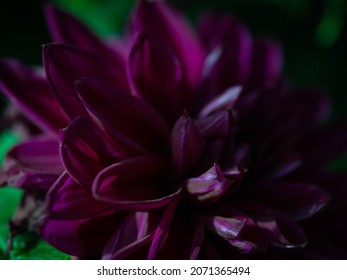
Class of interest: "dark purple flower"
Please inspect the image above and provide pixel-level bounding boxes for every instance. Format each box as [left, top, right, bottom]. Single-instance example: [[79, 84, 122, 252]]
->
[[1, 0, 347, 259]]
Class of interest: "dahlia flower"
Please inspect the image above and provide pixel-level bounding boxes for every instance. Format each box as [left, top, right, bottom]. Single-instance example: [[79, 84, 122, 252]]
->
[[1, 0, 347, 259]]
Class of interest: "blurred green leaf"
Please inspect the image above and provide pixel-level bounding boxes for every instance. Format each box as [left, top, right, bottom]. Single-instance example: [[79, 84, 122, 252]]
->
[[9, 233, 70, 260], [0, 187, 23, 224], [53, 0, 136, 35], [316, 0, 344, 48], [0, 224, 9, 258], [0, 130, 19, 164]]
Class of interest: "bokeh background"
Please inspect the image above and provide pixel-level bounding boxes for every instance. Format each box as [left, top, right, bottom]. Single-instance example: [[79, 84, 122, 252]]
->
[[0, 0, 346, 259]]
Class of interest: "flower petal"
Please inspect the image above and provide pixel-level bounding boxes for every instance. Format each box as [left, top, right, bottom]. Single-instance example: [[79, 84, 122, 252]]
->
[[249, 38, 283, 89], [196, 15, 252, 107], [185, 164, 239, 204], [238, 201, 307, 249], [147, 198, 178, 259], [43, 43, 127, 120], [128, 32, 183, 123], [44, 4, 125, 65], [248, 183, 330, 220], [75, 77, 170, 154], [204, 215, 246, 239], [4, 136, 63, 189], [290, 166, 347, 209], [170, 113, 206, 177], [102, 211, 161, 260], [207, 203, 268, 253], [47, 173, 112, 220], [132, 0, 204, 87], [0, 59, 67, 133], [149, 208, 204, 259], [196, 111, 232, 140], [60, 116, 112, 186], [92, 155, 181, 210], [199, 86, 242, 117], [42, 210, 122, 259]]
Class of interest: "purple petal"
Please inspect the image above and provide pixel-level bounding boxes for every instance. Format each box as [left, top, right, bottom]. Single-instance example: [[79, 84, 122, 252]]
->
[[248, 182, 330, 220], [286, 88, 331, 127], [128, 32, 183, 123], [102, 211, 160, 259], [132, 0, 204, 87], [207, 203, 268, 253], [198, 14, 251, 53], [92, 155, 181, 210], [149, 208, 204, 259], [147, 198, 178, 259], [249, 38, 282, 89], [43, 210, 121, 258], [60, 116, 112, 186], [1, 138, 60, 191], [261, 153, 302, 180], [43, 43, 127, 120], [290, 166, 347, 209], [199, 86, 242, 117], [238, 201, 307, 248], [170, 113, 206, 177], [0, 59, 68, 133], [44, 4, 125, 65], [196, 15, 251, 106], [47, 173, 112, 220], [196, 111, 232, 140], [185, 164, 235, 204], [75, 77, 170, 154], [204, 215, 246, 239]]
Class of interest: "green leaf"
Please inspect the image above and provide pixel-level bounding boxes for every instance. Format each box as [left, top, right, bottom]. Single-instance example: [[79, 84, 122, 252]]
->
[[0, 130, 19, 164], [0, 224, 9, 258], [8, 232, 70, 260], [53, 0, 136, 35], [0, 187, 23, 224]]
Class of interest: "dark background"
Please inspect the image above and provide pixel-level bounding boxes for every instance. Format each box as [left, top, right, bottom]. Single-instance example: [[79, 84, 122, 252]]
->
[[0, 0, 346, 119]]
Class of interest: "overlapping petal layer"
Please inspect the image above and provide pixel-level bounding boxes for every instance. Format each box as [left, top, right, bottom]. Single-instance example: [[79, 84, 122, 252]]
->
[[1, 0, 347, 260]]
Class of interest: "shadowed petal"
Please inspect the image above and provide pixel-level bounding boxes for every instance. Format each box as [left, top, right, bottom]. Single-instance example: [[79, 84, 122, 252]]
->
[[132, 0, 204, 87], [128, 32, 183, 123], [249, 39, 282, 89], [207, 203, 268, 253], [147, 198, 178, 259], [290, 166, 347, 209], [149, 207, 204, 259], [44, 4, 125, 65], [6, 136, 63, 176], [196, 15, 251, 107], [170, 113, 206, 177], [238, 201, 307, 248], [75, 78, 170, 154], [42, 210, 122, 259], [196, 111, 232, 140], [261, 153, 302, 180], [47, 173, 112, 220], [60, 116, 112, 186], [92, 155, 181, 210], [102, 211, 161, 259], [248, 183, 330, 220], [0, 59, 68, 133], [43, 43, 127, 119]]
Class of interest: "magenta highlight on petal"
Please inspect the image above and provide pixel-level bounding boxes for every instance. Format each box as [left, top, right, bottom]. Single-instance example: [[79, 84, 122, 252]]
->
[[1, 0, 347, 260]]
